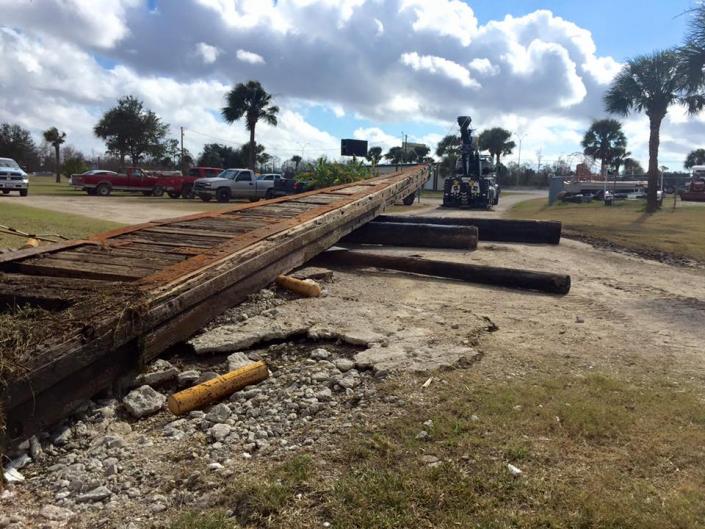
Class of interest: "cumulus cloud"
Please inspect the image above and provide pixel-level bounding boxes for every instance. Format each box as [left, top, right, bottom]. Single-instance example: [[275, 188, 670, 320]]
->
[[401, 52, 479, 88], [196, 42, 220, 64], [236, 49, 265, 65]]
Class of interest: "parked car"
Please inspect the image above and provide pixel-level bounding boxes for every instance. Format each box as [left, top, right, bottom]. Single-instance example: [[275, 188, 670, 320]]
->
[[257, 173, 282, 182], [193, 168, 275, 202], [271, 176, 314, 197], [162, 166, 223, 199], [0, 157, 29, 196], [70, 167, 168, 196]]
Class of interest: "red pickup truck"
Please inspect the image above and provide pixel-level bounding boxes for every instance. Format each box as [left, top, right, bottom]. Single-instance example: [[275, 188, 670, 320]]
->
[[162, 166, 223, 199], [70, 167, 175, 197]]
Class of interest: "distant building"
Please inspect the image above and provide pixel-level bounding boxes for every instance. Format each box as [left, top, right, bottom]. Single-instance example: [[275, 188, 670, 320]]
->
[[575, 162, 594, 181]]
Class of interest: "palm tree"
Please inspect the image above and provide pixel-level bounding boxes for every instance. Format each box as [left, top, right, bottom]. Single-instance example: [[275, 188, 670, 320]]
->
[[43, 127, 66, 183], [684, 148, 705, 168], [623, 158, 645, 176], [679, 5, 705, 91], [581, 119, 627, 180], [222, 81, 279, 171], [478, 128, 515, 167], [291, 155, 302, 172], [435, 134, 460, 177], [365, 146, 382, 167], [605, 50, 703, 212]]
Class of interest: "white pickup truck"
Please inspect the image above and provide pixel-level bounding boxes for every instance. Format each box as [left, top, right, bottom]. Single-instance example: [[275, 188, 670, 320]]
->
[[193, 168, 275, 202], [0, 157, 29, 196]]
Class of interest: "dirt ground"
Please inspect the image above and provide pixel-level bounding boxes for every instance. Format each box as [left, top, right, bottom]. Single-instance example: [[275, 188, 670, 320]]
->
[[2, 193, 704, 528]]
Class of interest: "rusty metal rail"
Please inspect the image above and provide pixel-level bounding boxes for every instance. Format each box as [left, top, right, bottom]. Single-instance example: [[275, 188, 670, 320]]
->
[[0, 167, 428, 446]]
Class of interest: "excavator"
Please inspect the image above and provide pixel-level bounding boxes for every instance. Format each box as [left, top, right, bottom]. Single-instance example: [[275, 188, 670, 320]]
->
[[442, 116, 499, 208]]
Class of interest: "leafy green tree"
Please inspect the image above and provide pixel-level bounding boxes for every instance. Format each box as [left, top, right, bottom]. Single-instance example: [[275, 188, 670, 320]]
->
[[580, 119, 627, 178], [94, 95, 168, 166], [435, 134, 461, 177], [413, 145, 430, 161], [291, 155, 302, 172], [478, 128, 515, 167], [684, 148, 705, 168], [61, 155, 88, 179], [42, 127, 66, 183], [605, 50, 705, 212], [623, 158, 645, 176], [365, 146, 383, 167], [222, 81, 279, 171], [0, 123, 39, 169], [384, 146, 406, 164], [197, 143, 240, 168]]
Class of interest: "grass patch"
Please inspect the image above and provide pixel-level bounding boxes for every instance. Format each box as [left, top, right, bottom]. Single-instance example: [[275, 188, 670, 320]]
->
[[23, 175, 79, 196], [0, 202, 123, 248], [169, 511, 236, 529], [212, 371, 705, 529], [507, 198, 705, 261]]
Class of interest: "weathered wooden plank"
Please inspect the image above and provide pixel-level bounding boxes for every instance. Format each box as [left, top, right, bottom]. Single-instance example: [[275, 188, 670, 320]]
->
[[41, 250, 169, 270], [142, 226, 237, 240], [15, 257, 152, 281]]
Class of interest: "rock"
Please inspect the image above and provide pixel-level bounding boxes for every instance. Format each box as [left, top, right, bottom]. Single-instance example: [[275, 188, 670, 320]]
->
[[337, 374, 360, 389], [227, 352, 254, 372], [315, 388, 333, 402], [470, 414, 480, 422], [177, 370, 201, 387], [507, 464, 523, 476], [209, 424, 232, 442], [76, 486, 112, 503], [420, 455, 439, 465], [334, 358, 355, 372], [99, 435, 126, 449], [8, 453, 31, 470], [309, 348, 331, 360], [292, 267, 334, 282], [29, 436, 43, 460], [39, 505, 75, 521], [122, 386, 166, 418], [208, 462, 224, 471], [575, 316, 585, 324], [103, 458, 119, 476], [415, 430, 430, 441], [423, 420, 433, 429], [206, 403, 231, 423], [52, 425, 72, 446], [135, 360, 179, 387], [196, 371, 219, 385]]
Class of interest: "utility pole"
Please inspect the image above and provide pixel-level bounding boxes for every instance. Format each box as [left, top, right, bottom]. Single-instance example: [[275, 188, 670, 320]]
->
[[180, 126, 185, 173]]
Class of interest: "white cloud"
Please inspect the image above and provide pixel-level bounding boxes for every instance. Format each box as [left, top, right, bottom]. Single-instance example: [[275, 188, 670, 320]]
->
[[196, 42, 220, 64], [0, 0, 140, 48], [468, 58, 499, 76], [401, 52, 479, 88], [236, 49, 265, 65], [399, 0, 478, 46]]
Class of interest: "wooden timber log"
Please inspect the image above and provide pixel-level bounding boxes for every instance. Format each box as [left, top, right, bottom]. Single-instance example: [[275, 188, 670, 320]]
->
[[374, 215, 562, 245], [275, 274, 322, 297], [167, 361, 269, 415], [341, 221, 478, 250], [314, 248, 571, 294]]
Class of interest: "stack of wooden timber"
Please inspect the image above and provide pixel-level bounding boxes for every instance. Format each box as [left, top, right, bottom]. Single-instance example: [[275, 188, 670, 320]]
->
[[0, 166, 428, 447]]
